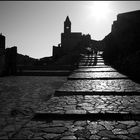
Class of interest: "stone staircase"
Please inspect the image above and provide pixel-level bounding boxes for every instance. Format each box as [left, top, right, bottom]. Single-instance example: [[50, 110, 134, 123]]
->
[[31, 54, 140, 139]]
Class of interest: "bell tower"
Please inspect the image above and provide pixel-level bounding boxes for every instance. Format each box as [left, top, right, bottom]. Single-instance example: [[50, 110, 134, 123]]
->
[[64, 16, 71, 34]]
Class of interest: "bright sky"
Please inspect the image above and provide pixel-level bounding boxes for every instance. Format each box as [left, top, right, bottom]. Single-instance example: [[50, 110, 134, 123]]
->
[[0, 1, 140, 58]]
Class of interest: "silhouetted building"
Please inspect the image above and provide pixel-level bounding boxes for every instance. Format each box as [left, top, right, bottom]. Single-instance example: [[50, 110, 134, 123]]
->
[[5, 46, 17, 75], [0, 33, 6, 75], [103, 10, 140, 79], [53, 44, 62, 59], [0, 34, 18, 76], [53, 16, 82, 58], [0, 33, 5, 50], [61, 16, 82, 54], [103, 10, 140, 59], [111, 10, 140, 54]]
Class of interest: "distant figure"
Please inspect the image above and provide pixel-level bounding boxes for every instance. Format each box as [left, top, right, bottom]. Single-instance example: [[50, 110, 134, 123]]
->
[[94, 47, 98, 56], [86, 47, 92, 58]]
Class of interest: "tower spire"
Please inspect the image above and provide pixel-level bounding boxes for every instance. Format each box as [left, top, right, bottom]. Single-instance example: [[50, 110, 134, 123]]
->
[[64, 16, 71, 34], [65, 16, 70, 23]]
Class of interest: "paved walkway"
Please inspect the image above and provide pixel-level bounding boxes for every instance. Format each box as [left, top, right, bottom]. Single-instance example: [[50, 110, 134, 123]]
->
[[1, 54, 140, 139]]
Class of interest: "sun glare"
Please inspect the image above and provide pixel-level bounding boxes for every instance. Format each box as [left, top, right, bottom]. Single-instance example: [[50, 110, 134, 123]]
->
[[88, 2, 111, 21]]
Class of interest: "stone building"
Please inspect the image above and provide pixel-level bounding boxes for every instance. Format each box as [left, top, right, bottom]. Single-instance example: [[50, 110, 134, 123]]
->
[[0, 33, 5, 50], [5, 46, 17, 75], [0, 34, 17, 76], [111, 10, 140, 55], [53, 16, 83, 59], [103, 10, 140, 79], [103, 10, 140, 60], [0, 34, 6, 75]]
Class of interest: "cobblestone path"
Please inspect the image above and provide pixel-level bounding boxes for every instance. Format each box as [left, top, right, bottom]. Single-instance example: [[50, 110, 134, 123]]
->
[[1, 54, 140, 139]]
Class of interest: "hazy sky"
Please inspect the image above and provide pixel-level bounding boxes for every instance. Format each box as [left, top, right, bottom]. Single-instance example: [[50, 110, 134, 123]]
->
[[0, 1, 140, 58]]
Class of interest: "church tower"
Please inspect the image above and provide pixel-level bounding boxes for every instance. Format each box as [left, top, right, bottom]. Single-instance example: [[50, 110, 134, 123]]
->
[[64, 16, 71, 34]]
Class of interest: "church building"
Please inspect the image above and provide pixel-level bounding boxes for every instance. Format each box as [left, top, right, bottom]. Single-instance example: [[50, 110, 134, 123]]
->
[[53, 16, 82, 58]]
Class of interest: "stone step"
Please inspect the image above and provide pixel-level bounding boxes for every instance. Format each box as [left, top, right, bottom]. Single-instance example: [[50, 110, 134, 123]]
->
[[96, 64, 106, 66], [34, 112, 140, 121], [80, 60, 104, 63], [21, 119, 140, 139], [78, 64, 105, 67], [96, 62, 105, 64], [97, 61, 105, 64], [79, 62, 105, 65], [68, 72, 127, 80], [35, 95, 140, 118], [84, 55, 102, 57], [80, 59, 104, 61], [55, 79, 140, 95], [16, 70, 72, 76], [81, 55, 102, 57], [81, 55, 101, 57], [25, 119, 140, 139], [80, 57, 103, 59], [55, 91, 140, 96], [79, 61, 104, 63], [78, 66, 110, 68], [74, 67, 117, 72], [81, 58, 103, 60]]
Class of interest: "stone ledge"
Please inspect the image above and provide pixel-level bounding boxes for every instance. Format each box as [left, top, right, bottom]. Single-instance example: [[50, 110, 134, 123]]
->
[[33, 113, 140, 121], [74, 68, 117, 72], [68, 77, 128, 80], [55, 91, 140, 96], [68, 72, 127, 79], [78, 66, 110, 68], [56, 79, 140, 93]]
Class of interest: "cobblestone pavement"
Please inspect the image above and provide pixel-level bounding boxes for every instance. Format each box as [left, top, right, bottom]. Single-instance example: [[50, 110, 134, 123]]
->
[[74, 67, 117, 72], [0, 54, 140, 139], [68, 72, 127, 79], [36, 95, 140, 115], [0, 76, 67, 139], [11, 120, 140, 139], [78, 62, 105, 67], [79, 60, 104, 64], [56, 79, 140, 94]]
